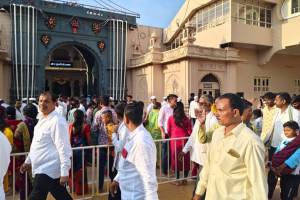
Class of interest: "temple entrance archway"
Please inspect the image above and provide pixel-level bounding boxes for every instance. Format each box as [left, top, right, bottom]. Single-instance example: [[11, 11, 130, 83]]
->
[[199, 73, 220, 98], [45, 43, 98, 97]]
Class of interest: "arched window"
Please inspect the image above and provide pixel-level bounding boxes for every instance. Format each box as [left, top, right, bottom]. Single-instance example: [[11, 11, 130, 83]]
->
[[201, 73, 219, 83]]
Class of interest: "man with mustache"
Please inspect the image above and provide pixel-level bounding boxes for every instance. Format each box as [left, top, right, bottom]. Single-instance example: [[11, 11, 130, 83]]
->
[[20, 91, 73, 200], [193, 93, 267, 200]]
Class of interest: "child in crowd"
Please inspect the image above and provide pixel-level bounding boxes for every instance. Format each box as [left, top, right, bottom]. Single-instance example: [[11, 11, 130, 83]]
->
[[272, 121, 300, 200], [98, 110, 115, 191], [101, 110, 115, 144]]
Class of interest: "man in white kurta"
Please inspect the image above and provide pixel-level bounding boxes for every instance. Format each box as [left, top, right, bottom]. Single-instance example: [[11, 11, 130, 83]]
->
[[0, 131, 12, 200], [110, 102, 158, 200], [189, 96, 200, 126]]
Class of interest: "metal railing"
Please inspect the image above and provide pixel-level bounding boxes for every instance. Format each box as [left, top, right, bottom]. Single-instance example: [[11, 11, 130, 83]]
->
[[6, 137, 197, 200]]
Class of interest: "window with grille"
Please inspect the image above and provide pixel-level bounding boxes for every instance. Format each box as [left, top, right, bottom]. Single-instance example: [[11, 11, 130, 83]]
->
[[295, 79, 300, 93], [232, 1, 272, 28], [254, 77, 270, 93]]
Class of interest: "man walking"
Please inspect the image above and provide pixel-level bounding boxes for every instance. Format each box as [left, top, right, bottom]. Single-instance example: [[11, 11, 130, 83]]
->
[[193, 93, 267, 200], [110, 102, 158, 200], [189, 96, 199, 126], [158, 94, 178, 175], [20, 91, 73, 200]]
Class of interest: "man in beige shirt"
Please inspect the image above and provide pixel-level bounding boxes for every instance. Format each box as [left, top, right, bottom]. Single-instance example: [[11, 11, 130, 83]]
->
[[260, 92, 277, 142], [193, 93, 268, 200]]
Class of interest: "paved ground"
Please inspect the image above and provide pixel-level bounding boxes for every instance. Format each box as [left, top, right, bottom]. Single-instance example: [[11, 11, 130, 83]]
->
[[6, 178, 300, 199], [43, 180, 299, 200]]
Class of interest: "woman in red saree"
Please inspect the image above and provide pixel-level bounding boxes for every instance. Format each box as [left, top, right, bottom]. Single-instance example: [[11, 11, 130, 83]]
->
[[69, 109, 91, 195], [167, 102, 192, 185]]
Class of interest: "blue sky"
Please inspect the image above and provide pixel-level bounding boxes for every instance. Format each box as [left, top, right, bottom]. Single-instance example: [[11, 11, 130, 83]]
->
[[83, 0, 185, 28]]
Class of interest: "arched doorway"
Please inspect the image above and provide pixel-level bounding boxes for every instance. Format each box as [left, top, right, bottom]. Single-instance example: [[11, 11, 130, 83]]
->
[[45, 43, 98, 97], [199, 73, 220, 98]]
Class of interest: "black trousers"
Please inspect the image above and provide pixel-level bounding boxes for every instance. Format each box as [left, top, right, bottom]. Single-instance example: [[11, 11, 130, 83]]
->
[[267, 146, 277, 199], [162, 141, 170, 175], [98, 147, 114, 191], [108, 169, 121, 200], [280, 174, 300, 200], [29, 174, 73, 200]]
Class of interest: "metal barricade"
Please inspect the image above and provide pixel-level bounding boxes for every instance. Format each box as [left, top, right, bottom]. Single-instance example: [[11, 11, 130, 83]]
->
[[7, 137, 197, 200]]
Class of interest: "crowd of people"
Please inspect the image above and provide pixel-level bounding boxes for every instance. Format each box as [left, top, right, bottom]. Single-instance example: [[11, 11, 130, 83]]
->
[[0, 91, 299, 200]]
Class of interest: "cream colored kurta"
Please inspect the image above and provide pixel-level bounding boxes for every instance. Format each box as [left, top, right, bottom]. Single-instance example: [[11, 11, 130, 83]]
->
[[260, 105, 277, 142], [195, 123, 268, 200]]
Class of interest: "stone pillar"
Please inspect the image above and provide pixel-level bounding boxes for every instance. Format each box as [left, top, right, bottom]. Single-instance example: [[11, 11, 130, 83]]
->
[[148, 32, 161, 52], [182, 22, 196, 46]]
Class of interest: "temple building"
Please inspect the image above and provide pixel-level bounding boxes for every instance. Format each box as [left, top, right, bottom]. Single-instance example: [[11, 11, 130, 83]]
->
[[0, 0, 138, 101], [1, 0, 300, 104], [126, 0, 300, 103]]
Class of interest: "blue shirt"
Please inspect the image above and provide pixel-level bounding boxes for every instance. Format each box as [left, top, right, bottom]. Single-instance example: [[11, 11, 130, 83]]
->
[[276, 138, 300, 175], [285, 148, 300, 169]]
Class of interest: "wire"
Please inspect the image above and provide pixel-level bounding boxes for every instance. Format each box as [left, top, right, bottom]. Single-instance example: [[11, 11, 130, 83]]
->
[[93, 0, 114, 11], [106, 0, 138, 15], [94, 0, 123, 13]]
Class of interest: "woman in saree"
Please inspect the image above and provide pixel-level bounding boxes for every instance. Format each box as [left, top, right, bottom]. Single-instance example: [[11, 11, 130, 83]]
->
[[167, 102, 192, 185], [69, 109, 91, 195], [14, 104, 38, 199]]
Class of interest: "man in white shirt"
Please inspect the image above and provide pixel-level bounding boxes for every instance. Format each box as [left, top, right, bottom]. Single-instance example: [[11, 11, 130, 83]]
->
[[110, 102, 158, 200], [0, 131, 11, 200], [158, 94, 178, 175], [78, 98, 86, 114], [56, 96, 67, 118], [67, 99, 79, 124], [15, 99, 25, 120], [110, 102, 128, 200], [181, 95, 218, 166], [112, 103, 129, 171], [161, 96, 168, 107], [0, 99, 9, 108], [180, 94, 218, 197], [189, 96, 200, 126], [20, 91, 73, 200], [146, 96, 157, 115]]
